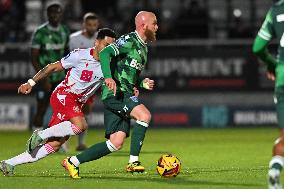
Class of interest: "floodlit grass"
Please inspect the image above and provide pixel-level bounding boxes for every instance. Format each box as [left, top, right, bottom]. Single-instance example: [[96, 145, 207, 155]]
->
[[0, 127, 279, 189]]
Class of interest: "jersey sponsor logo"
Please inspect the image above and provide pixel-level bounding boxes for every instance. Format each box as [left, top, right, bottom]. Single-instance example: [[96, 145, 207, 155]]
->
[[45, 43, 65, 50], [57, 94, 67, 106], [130, 96, 138, 102], [129, 59, 144, 71], [80, 70, 93, 82]]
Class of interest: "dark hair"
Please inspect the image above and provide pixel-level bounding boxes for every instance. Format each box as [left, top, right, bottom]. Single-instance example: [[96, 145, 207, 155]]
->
[[47, 2, 62, 12], [83, 12, 98, 22], [96, 28, 117, 40]]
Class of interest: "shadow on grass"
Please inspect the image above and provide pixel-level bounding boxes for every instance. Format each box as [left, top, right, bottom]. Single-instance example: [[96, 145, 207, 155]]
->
[[109, 151, 168, 157], [81, 175, 262, 187], [9, 173, 262, 187]]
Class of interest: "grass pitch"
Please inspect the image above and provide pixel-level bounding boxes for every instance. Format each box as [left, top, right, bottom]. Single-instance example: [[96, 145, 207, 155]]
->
[[0, 127, 279, 189]]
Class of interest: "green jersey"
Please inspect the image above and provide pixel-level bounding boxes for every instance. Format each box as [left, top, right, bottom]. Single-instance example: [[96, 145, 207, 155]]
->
[[100, 31, 148, 100], [31, 22, 69, 83], [253, 1, 284, 87]]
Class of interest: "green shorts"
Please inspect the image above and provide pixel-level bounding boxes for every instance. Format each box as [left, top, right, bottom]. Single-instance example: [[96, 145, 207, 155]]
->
[[275, 86, 284, 129], [102, 92, 141, 139]]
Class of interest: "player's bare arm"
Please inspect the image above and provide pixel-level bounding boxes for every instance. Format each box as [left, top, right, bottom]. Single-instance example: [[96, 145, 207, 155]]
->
[[31, 48, 42, 72], [31, 48, 52, 92], [18, 62, 64, 94]]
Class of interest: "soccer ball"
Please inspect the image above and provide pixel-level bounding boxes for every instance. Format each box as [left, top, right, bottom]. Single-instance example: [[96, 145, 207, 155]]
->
[[156, 154, 181, 177]]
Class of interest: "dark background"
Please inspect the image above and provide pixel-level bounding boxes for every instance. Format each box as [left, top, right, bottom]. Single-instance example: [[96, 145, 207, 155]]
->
[[0, 0, 278, 129]]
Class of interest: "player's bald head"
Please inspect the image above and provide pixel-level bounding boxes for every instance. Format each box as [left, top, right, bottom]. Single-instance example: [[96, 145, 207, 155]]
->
[[135, 11, 156, 28]]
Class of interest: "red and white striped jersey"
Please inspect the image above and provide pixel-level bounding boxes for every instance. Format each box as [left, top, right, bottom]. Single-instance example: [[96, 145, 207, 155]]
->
[[57, 48, 103, 103]]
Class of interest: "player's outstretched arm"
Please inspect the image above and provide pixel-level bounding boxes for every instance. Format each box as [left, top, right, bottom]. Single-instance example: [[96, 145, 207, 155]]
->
[[18, 61, 64, 95]]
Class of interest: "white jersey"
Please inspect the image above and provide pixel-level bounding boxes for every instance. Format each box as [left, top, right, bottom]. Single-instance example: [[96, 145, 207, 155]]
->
[[69, 31, 96, 51], [58, 48, 103, 103]]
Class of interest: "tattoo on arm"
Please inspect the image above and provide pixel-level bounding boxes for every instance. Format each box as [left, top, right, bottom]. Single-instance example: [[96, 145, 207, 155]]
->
[[32, 65, 50, 83]]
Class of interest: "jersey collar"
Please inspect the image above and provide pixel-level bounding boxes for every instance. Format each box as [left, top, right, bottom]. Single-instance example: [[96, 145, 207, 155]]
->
[[134, 31, 147, 47], [47, 23, 61, 31]]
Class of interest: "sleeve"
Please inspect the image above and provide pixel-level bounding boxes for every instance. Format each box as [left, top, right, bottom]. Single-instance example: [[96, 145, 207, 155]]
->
[[99, 36, 133, 79], [252, 36, 277, 72], [252, 9, 277, 72], [257, 9, 274, 41], [110, 36, 133, 55], [31, 29, 42, 49], [99, 45, 117, 78], [60, 50, 79, 69]]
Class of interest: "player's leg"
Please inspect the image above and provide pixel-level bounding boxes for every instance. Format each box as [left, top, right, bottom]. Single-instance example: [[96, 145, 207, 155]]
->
[[269, 87, 284, 189], [127, 104, 151, 173], [62, 108, 128, 178], [27, 91, 87, 152], [0, 136, 69, 176], [76, 101, 94, 151], [27, 119, 85, 152], [102, 94, 148, 172], [269, 136, 284, 189]]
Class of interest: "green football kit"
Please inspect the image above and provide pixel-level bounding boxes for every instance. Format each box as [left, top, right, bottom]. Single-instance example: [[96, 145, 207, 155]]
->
[[31, 23, 69, 84], [253, 1, 284, 128], [74, 31, 152, 165], [100, 31, 148, 138]]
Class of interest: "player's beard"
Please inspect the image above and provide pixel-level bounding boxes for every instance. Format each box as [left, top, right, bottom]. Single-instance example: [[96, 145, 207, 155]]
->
[[145, 27, 156, 42]]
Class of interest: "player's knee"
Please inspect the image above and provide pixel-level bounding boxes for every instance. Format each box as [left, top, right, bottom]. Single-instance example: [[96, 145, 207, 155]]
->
[[107, 140, 121, 151], [137, 112, 151, 123], [51, 145, 61, 152], [273, 137, 284, 155], [46, 141, 63, 152]]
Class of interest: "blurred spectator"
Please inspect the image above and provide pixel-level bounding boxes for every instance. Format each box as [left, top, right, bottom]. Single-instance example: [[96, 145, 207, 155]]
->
[[175, 0, 209, 38], [80, 0, 121, 30], [30, 2, 69, 132], [0, 0, 27, 42], [228, 9, 253, 39]]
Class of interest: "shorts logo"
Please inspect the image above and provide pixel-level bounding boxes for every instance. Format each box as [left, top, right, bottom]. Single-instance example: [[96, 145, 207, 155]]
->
[[57, 113, 66, 121], [123, 105, 129, 112], [57, 94, 67, 106], [130, 96, 138, 102]]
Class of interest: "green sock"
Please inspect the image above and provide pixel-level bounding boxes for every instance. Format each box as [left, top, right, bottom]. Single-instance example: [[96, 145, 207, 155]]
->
[[76, 141, 111, 164], [130, 122, 148, 156]]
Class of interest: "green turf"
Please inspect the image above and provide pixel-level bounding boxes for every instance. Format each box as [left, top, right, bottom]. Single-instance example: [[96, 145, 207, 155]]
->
[[0, 127, 280, 189]]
